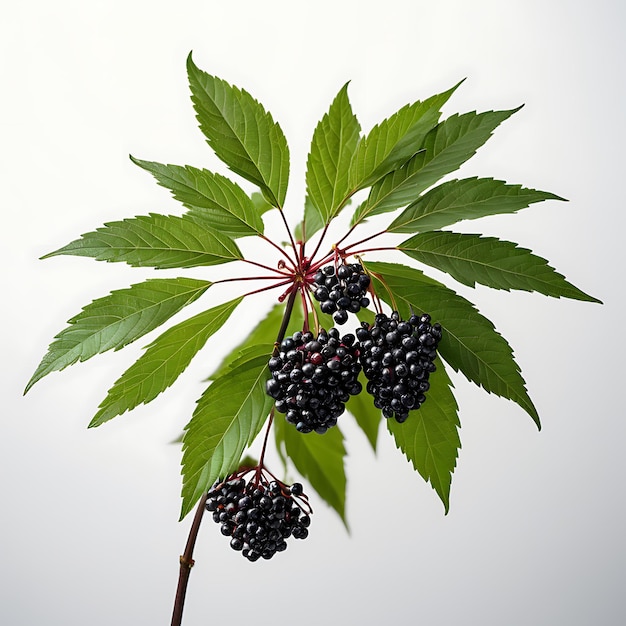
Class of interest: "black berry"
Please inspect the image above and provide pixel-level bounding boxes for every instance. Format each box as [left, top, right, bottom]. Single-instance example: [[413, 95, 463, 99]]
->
[[266, 328, 362, 433], [358, 311, 442, 422], [206, 472, 312, 562], [312, 263, 371, 325]]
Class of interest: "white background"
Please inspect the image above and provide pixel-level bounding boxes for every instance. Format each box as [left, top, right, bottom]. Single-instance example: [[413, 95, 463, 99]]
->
[[2, 1, 625, 624]]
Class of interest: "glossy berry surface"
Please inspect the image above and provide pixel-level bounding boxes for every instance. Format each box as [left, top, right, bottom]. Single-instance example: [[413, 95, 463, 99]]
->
[[312, 263, 371, 325], [357, 311, 442, 423], [206, 474, 312, 562], [266, 328, 362, 433]]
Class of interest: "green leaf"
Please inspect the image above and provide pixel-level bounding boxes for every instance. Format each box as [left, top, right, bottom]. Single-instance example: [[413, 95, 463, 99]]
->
[[180, 351, 274, 518], [187, 53, 289, 208], [399, 231, 602, 302], [305, 83, 361, 223], [345, 372, 381, 451], [25, 278, 211, 393], [397, 107, 521, 197], [388, 177, 565, 233], [274, 414, 348, 525], [365, 261, 540, 428], [387, 364, 460, 513], [250, 191, 274, 216], [130, 157, 264, 237], [349, 81, 462, 190], [351, 108, 520, 227], [90, 297, 243, 427], [295, 195, 325, 242], [351, 151, 432, 225], [42, 213, 242, 269], [209, 302, 305, 380]]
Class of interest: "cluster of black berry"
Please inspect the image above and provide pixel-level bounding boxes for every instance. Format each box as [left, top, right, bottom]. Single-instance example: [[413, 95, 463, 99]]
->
[[206, 474, 312, 562], [312, 263, 371, 325], [266, 328, 362, 433], [356, 311, 442, 423]]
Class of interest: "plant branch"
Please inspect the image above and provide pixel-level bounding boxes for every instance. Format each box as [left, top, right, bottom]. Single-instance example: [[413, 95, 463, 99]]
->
[[257, 409, 275, 472], [260, 233, 298, 266], [212, 275, 291, 286], [342, 229, 388, 253], [242, 258, 293, 276], [343, 246, 396, 257], [171, 491, 209, 626], [242, 278, 293, 298], [278, 209, 299, 261], [275, 284, 300, 349], [308, 221, 331, 266]]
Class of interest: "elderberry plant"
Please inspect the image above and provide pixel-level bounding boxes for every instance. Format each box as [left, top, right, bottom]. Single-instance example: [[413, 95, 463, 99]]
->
[[25, 53, 600, 622]]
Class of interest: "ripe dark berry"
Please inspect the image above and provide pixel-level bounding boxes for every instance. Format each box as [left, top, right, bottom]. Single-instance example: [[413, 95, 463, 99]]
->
[[312, 263, 371, 324], [333, 309, 348, 325], [358, 311, 442, 422], [266, 328, 362, 433], [206, 472, 312, 562]]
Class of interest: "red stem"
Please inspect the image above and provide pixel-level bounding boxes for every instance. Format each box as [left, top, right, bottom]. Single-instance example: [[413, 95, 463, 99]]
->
[[242, 258, 293, 276], [278, 209, 299, 261], [260, 233, 298, 267], [212, 275, 292, 286], [343, 246, 396, 257], [342, 229, 388, 253], [308, 222, 331, 266]]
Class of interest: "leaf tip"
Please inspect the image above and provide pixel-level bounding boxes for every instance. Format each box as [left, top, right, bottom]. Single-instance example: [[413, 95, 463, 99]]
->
[[39, 249, 57, 261], [178, 499, 194, 522], [128, 154, 152, 173], [186, 51, 202, 79], [87, 415, 103, 429]]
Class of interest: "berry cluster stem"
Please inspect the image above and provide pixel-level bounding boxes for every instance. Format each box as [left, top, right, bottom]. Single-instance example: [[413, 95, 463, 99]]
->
[[274, 283, 300, 350], [171, 492, 209, 626]]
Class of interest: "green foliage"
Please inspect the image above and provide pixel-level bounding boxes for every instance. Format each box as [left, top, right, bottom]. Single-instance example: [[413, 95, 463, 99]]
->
[[388, 364, 459, 513], [210, 303, 304, 381], [180, 351, 274, 519], [388, 177, 565, 233], [349, 81, 460, 190], [43, 213, 242, 269], [274, 415, 348, 524], [296, 195, 326, 241], [90, 297, 242, 427], [27, 55, 600, 524], [25, 278, 211, 393], [345, 372, 381, 451], [398, 231, 601, 301], [351, 108, 521, 227], [406, 108, 522, 190], [306, 83, 360, 223], [130, 157, 265, 237], [365, 261, 540, 427], [187, 53, 289, 208]]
